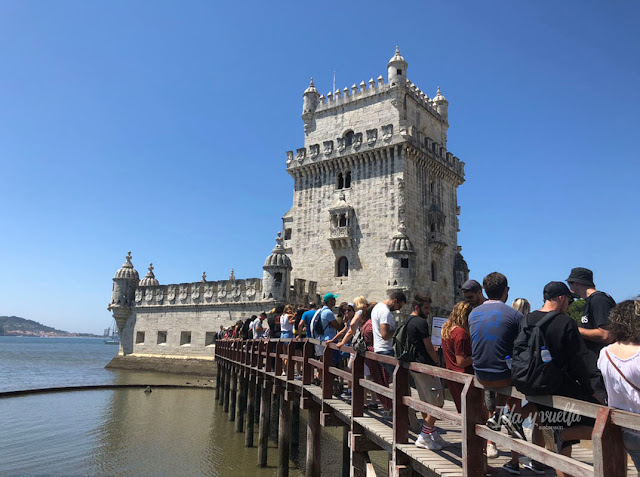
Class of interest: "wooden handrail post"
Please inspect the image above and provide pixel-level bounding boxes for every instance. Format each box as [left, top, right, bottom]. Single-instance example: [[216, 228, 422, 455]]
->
[[257, 340, 265, 370], [351, 352, 365, 418], [275, 340, 284, 377], [286, 340, 295, 382], [461, 376, 485, 477], [266, 341, 273, 373], [593, 406, 627, 477], [391, 363, 412, 477], [302, 340, 313, 385], [322, 343, 333, 400]]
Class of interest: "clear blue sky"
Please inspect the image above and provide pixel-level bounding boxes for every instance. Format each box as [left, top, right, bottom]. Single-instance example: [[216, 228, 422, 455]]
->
[[1, 1, 638, 334]]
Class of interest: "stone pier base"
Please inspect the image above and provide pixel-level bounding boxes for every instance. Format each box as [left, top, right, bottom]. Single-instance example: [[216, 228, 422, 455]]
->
[[106, 354, 216, 376]]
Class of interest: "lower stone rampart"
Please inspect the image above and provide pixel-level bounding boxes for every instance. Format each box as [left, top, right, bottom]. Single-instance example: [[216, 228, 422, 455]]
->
[[106, 354, 217, 376]]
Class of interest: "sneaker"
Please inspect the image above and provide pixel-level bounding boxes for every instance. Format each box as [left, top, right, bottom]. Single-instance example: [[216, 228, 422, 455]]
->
[[415, 433, 442, 451], [431, 431, 452, 448], [294, 374, 302, 381], [380, 409, 393, 420], [486, 412, 501, 431], [522, 460, 545, 475], [485, 442, 499, 458], [500, 414, 526, 440], [501, 461, 520, 475]]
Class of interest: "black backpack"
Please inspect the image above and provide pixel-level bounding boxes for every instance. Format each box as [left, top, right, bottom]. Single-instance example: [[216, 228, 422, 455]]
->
[[393, 316, 418, 362], [511, 311, 565, 395]]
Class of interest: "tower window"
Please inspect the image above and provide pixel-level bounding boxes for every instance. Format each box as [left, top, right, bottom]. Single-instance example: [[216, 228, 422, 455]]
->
[[397, 69, 402, 75], [136, 331, 145, 344], [344, 171, 351, 188], [431, 262, 437, 282], [157, 331, 167, 345], [345, 130, 354, 147], [336, 172, 344, 189], [430, 181, 435, 194], [284, 228, 292, 240], [338, 214, 347, 227], [401, 258, 409, 269], [337, 256, 349, 277], [274, 272, 283, 283]]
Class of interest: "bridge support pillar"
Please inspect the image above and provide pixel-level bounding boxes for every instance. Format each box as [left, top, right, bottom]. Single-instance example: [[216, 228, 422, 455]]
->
[[278, 392, 291, 477], [215, 361, 221, 401], [229, 365, 237, 421], [245, 373, 256, 446], [235, 369, 246, 431], [258, 378, 272, 467], [306, 400, 321, 477], [223, 363, 231, 412]]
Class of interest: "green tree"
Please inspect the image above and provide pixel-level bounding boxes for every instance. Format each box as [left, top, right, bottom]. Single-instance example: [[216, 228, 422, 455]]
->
[[567, 299, 585, 325]]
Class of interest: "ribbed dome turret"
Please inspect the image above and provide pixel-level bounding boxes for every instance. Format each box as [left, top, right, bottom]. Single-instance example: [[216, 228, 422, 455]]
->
[[304, 77, 318, 96], [433, 86, 447, 103], [387, 46, 407, 68], [139, 263, 159, 286], [387, 224, 415, 253], [114, 252, 139, 280], [263, 232, 292, 268]]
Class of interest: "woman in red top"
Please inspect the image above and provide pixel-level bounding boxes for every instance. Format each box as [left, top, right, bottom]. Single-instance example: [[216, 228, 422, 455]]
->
[[441, 301, 474, 412]]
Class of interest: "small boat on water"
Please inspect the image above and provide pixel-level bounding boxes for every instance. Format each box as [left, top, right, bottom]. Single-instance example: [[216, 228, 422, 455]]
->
[[104, 323, 120, 345]]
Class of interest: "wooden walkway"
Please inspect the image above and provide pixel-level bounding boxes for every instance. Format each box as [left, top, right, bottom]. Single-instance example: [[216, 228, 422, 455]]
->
[[215, 339, 640, 477]]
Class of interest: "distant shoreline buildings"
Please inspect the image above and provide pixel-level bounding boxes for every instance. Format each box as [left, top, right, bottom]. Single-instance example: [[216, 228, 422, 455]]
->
[[107, 49, 469, 373]]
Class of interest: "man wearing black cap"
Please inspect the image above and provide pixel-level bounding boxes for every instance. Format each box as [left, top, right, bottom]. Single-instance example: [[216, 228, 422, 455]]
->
[[520, 282, 597, 474], [567, 267, 615, 403], [461, 279, 486, 308]]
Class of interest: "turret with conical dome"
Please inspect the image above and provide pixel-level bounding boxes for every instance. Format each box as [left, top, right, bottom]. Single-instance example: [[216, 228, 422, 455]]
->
[[139, 263, 160, 287], [385, 224, 416, 293], [262, 232, 292, 302], [302, 78, 319, 132], [433, 86, 448, 122], [108, 251, 139, 333], [387, 46, 408, 87]]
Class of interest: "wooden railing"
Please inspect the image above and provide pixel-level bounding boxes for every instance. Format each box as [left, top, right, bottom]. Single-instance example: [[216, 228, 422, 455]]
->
[[215, 338, 639, 477]]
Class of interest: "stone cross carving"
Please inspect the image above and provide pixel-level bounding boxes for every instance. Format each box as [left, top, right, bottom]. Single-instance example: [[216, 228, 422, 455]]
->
[[229, 269, 235, 280], [202, 271, 207, 282]]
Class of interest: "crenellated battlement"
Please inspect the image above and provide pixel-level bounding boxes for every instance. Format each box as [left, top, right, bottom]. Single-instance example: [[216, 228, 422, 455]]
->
[[134, 278, 264, 308], [286, 125, 463, 181]]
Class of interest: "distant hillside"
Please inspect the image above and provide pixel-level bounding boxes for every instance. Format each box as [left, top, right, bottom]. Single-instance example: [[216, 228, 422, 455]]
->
[[0, 315, 74, 337]]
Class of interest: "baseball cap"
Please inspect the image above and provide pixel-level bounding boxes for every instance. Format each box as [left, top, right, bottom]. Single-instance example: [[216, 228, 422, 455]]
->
[[323, 292, 339, 302], [566, 267, 595, 287], [543, 281, 578, 301], [461, 279, 482, 293]]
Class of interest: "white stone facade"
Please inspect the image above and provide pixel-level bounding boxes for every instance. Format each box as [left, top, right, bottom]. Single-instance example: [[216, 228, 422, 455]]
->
[[108, 49, 469, 363], [285, 48, 468, 312]]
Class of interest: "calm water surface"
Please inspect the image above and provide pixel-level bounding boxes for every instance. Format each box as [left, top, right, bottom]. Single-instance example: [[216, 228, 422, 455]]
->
[[0, 337, 327, 476]]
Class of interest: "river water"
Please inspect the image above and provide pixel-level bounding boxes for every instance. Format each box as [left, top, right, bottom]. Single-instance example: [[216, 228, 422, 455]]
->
[[0, 337, 353, 476]]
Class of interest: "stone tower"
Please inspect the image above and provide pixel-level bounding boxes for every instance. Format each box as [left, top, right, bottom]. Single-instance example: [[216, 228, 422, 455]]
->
[[283, 48, 468, 312], [108, 251, 139, 334], [262, 232, 292, 302]]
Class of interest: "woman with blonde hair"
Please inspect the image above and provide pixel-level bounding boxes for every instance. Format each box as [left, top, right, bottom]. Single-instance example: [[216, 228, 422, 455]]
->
[[441, 301, 474, 412], [511, 298, 531, 317], [280, 304, 296, 339]]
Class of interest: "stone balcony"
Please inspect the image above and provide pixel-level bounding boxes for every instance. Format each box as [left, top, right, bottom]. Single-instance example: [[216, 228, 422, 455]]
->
[[428, 231, 447, 253], [328, 226, 352, 249]]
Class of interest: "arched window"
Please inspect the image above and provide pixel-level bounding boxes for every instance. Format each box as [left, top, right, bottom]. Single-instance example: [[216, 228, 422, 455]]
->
[[337, 172, 344, 190], [337, 257, 349, 277], [338, 214, 347, 227], [431, 262, 437, 282], [344, 170, 351, 188], [345, 130, 355, 147]]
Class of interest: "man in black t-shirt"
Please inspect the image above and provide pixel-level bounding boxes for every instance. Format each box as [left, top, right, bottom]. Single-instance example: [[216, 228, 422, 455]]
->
[[406, 293, 451, 451], [566, 267, 614, 403], [525, 281, 598, 473]]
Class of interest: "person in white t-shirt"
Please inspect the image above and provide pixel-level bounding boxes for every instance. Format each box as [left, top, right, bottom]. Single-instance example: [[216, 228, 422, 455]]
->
[[248, 315, 258, 338], [372, 291, 407, 376], [598, 299, 640, 471]]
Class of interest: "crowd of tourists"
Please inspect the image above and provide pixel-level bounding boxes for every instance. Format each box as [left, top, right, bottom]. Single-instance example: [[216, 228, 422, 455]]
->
[[221, 267, 640, 476]]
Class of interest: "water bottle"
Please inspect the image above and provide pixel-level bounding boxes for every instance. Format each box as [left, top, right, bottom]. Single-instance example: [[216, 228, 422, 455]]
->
[[541, 346, 552, 363], [505, 355, 512, 369]]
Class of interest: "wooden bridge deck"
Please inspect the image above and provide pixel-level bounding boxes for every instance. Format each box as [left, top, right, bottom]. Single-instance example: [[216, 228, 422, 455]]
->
[[216, 339, 640, 477]]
